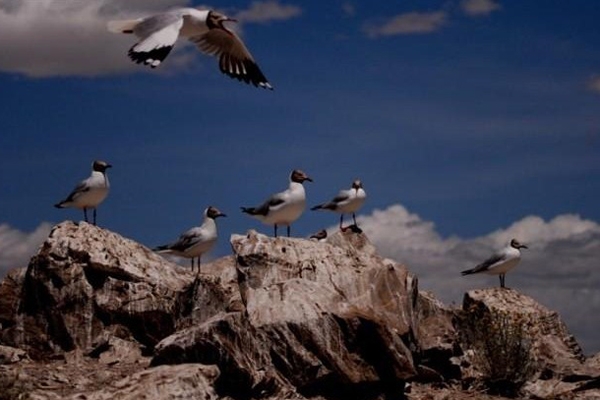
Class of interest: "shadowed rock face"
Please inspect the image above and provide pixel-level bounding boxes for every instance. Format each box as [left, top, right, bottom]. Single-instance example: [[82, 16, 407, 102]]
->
[[0, 222, 598, 400], [11, 221, 196, 356], [153, 230, 421, 399]]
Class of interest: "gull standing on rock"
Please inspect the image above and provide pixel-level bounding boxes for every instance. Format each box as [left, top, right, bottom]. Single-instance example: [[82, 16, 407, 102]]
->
[[311, 179, 366, 231], [461, 238, 528, 288], [154, 206, 226, 273], [107, 8, 273, 89], [241, 169, 312, 237], [54, 160, 111, 226]]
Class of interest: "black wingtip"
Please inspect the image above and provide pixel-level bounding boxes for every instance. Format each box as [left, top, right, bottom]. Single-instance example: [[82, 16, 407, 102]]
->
[[128, 45, 173, 68], [310, 205, 322, 211]]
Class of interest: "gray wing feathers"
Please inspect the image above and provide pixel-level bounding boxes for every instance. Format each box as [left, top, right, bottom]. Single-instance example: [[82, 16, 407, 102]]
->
[[133, 12, 183, 38], [461, 252, 506, 275], [63, 180, 90, 203], [168, 229, 204, 252], [189, 29, 271, 88]]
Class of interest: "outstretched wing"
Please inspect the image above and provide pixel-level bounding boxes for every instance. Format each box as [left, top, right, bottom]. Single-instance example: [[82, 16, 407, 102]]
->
[[189, 28, 272, 89], [127, 13, 183, 68]]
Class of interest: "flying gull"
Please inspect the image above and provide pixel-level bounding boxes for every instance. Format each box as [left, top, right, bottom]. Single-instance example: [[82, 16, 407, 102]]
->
[[241, 169, 312, 237], [311, 179, 366, 231], [461, 238, 528, 288], [107, 8, 273, 89], [54, 160, 111, 226], [154, 206, 226, 273]]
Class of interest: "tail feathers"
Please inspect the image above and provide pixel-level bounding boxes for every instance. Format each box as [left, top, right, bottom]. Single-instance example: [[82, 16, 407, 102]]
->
[[107, 19, 141, 34], [241, 206, 256, 215], [153, 245, 171, 253], [461, 269, 474, 276], [54, 202, 66, 209]]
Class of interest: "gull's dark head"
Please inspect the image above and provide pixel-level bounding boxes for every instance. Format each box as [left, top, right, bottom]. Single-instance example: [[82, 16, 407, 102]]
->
[[206, 206, 227, 219], [510, 238, 528, 249], [291, 169, 312, 183], [206, 10, 237, 30], [351, 179, 363, 191], [92, 160, 112, 173]]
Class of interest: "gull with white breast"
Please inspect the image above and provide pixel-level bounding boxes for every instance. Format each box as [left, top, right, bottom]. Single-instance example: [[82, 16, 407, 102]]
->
[[241, 169, 312, 237], [311, 179, 366, 231], [154, 206, 226, 273], [461, 238, 528, 288], [108, 8, 272, 89], [54, 160, 111, 226]]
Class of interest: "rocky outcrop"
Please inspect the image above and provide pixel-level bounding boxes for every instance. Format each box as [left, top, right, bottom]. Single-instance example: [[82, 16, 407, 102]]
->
[[153, 230, 421, 399], [456, 288, 600, 398], [0, 221, 598, 399]]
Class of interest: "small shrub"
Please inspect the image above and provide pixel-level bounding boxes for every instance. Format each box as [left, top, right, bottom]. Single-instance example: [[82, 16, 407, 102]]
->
[[462, 307, 537, 397]]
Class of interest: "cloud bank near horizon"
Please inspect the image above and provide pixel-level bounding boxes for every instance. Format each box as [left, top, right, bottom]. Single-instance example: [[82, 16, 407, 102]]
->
[[356, 204, 600, 354]]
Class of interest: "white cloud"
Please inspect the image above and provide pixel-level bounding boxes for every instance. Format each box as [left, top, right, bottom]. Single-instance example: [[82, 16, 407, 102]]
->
[[0, 0, 191, 77], [354, 204, 600, 354], [0, 0, 298, 78], [460, 0, 502, 17], [363, 11, 447, 38], [0, 223, 52, 276], [234, 1, 302, 24]]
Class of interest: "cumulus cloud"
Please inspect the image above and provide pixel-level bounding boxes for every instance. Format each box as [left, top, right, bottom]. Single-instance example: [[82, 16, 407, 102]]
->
[[0, 0, 299, 77], [0, 0, 191, 77], [363, 11, 447, 38], [353, 204, 600, 354], [234, 1, 302, 24], [0, 223, 52, 276], [460, 0, 501, 17]]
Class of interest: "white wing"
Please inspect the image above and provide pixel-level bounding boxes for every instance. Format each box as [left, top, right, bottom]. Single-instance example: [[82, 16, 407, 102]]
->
[[127, 13, 184, 68]]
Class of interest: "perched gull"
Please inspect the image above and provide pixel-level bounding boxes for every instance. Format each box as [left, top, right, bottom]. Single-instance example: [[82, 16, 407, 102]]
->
[[54, 160, 111, 226], [241, 169, 312, 237], [154, 206, 226, 273], [311, 179, 366, 231], [107, 8, 273, 89], [461, 238, 528, 288]]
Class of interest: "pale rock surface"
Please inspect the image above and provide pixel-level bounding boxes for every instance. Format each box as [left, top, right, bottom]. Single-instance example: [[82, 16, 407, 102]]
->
[[0, 222, 599, 399], [154, 229, 422, 399]]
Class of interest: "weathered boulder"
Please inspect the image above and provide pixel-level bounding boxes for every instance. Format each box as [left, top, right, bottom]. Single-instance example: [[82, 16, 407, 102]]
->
[[15, 221, 195, 357], [153, 229, 422, 399], [0, 267, 26, 342], [457, 288, 600, 398]]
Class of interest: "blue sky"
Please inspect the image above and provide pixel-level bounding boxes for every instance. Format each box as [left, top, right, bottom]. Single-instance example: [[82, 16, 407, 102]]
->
[[1, 0, 600, 352]]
